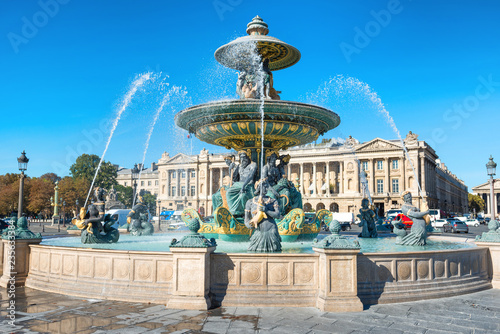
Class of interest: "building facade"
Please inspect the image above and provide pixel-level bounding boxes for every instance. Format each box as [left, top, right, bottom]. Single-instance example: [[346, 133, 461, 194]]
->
[[116, 162, 159, 196], [149, 132, 468, 217], [472, 179, 500, 219]]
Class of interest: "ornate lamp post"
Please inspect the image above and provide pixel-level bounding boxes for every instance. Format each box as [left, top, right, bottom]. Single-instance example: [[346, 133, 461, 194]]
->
[[62, 200, 66, 227], [131, 163, 140, 205], [486, 156, 497, 220], [50, 181, 62, 226], [17, 150, 29, 218]]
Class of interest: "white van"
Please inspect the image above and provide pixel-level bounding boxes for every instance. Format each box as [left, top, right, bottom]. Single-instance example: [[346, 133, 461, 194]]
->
[[106, 209, 132, 229], [330, 212, 354, 231]]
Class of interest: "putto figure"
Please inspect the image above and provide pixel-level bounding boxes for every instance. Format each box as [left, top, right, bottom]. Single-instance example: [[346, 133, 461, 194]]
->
[[396, 191, 429, 246], [127, 193, 154, 236], [73, 187, 119, 244]]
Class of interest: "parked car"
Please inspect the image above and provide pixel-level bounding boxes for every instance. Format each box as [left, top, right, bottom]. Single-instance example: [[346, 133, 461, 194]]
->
[[394, 213, 413, 229], [455, 217, 467, 222], [431, 219, 448, 228], [464, 219, 480, 227], [443, 220, 469, 233]]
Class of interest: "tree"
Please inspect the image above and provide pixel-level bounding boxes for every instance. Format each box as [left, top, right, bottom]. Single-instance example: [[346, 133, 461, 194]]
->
[[142, 192, 157, 215], [41, 173, 61, 183], [58, 176, 91, 215], [115, 184, 133, 208], [0, 178, 20, 216], [26, 177, 54, 215], [69, 154, 117, 190], [468, 193, 485, 216]]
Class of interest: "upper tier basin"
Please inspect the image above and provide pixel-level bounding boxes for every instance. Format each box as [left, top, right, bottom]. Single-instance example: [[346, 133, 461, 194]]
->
[[174, 99, 340, 151]]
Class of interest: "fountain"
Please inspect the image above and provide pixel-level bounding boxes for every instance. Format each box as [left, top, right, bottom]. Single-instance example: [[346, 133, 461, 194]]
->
[[15, 16, 495, 312], [175, 16, 339, 243]]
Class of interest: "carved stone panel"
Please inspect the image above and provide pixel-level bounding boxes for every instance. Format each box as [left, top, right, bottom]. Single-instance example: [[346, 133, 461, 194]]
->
[[293, 262, 315, 286], [240, 261, 264, 286], [157, 260, 174, 283], [134, 259, 154, 283], [268, 262, 289, 286], [113, 258, 131, 281]]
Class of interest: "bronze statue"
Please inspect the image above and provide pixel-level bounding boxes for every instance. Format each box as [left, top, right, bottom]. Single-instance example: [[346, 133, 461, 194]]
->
[[245, 179, 282, 252], [396, 191, 429, 246], [127, 193, 154, 236], [73, 187, 119, 244], [225, 150, 257, 217], [357, 199, 378, 238]]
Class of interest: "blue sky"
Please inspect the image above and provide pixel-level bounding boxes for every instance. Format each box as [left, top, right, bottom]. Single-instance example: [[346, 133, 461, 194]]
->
[[1, 0, 499, 190]]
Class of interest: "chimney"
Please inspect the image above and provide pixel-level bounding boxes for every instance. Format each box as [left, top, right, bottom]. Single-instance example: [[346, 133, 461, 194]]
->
[[151, 162, 157, 171]]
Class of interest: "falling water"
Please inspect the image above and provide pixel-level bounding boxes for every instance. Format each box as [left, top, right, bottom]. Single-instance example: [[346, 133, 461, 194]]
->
[[307, 75, 424, 203], [132, 82, 173, 207], [84, 72, 152, 207]]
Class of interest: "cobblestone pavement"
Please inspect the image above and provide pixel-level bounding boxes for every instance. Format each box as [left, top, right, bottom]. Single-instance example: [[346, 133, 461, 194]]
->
[[1, 287, 499, 333]]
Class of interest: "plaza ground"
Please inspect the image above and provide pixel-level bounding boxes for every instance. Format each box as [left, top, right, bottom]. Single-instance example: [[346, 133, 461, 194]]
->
[[1, 287, 500, 333], [1, 224, 497, 333]]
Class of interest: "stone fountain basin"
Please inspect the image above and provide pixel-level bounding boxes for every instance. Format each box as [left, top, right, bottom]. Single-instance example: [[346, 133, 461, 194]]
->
[[24, 235, 492, 308], [174, 99, 340, 151]]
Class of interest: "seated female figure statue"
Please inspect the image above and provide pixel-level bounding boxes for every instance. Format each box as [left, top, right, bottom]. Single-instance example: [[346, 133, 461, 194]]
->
[[245, 180, 282, 253], [127, 193, 154, 236], [225, 151, 257, 217], [396, 191, 429, 246], [74, 187, 119, 244]]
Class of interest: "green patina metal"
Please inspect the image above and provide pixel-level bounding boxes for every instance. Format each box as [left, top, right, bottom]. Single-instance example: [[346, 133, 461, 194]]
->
[[313, 220, 360, 250], [170, 218, 217, 248], [2, 216, 42, 240], [475, 220, 500, 242]]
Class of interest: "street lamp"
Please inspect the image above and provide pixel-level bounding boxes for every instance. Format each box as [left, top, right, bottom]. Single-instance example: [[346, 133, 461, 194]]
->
[[62, 200, 66, 227], [17, 150, 29, 218], [131, 163, 140, 205], [486, 156, 497, 220]]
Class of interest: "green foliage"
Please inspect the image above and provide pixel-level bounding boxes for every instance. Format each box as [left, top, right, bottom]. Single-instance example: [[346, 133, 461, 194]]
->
[[115, 184, 133, 208], [0, 174, 21, 216], [58, 176, 90, 215], [468, 193, 485, 214], [142, 192, 157, 215], [69, 154, 117, 189]]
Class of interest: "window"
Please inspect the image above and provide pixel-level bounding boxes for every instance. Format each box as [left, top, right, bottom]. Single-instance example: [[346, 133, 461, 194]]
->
[[181, 186, 186, 196], [362, 161, 368, 171], [172, 186, 176, 196], [191, 170, 196, 177], [148, 181, 151, 186], [172, 172, 176, 179], [377, 160, 383, 170], [181, 170, 186, 178], [141, 181, 144, 186], [169, 203, 173, 206], [124, 182, 127, 187], [392, 159, 399, 169], [392, 179, 399, 193], [376, 179, 384, 193], [155, 180, 159, 186], [190, 186, 196, 196]]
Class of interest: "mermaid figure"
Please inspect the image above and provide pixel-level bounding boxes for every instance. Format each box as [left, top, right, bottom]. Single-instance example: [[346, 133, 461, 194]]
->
[[396, 191, 429, 246]]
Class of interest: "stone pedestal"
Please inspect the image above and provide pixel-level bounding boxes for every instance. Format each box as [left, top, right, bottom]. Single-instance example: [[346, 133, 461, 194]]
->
[[475, 241, 500, 289], [167, 246, 216, 310], [314, 248, 363, 312], [0, 238, 42, 288]]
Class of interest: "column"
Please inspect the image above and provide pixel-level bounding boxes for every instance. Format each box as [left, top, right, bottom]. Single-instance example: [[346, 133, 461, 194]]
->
[[368, 159, 374, 194], [486, 193, 490, 215], [287, 163, 291, 179], [166, 170, 171, 197], [339, 162, 344, 194], [219, 167, 223, 188], [300, 163, 304, 195], [402, 156, 406, 193], [177, 170, 181, 197], [326, 162, 330, 197], [420, 156, 426, 195], [384, 158, 389, 195], [209, 169, 213, 196], [313, 163, 317, 196]]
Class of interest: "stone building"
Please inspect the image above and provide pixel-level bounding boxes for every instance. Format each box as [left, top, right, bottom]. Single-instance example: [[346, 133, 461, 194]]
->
[[472, 179, 500, 219], [116, 163, 159, 196], [151, 132, 468, 217]]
